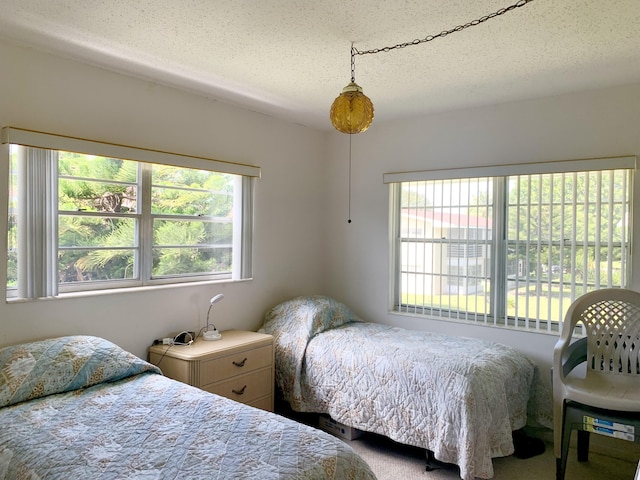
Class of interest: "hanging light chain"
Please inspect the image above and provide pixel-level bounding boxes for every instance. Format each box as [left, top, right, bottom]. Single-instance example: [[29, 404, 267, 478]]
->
[[350, 44, 357, 83], [353, 0, 535, 57]]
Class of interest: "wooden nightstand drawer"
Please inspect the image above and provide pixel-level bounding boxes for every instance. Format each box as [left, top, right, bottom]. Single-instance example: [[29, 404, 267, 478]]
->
[[249, 395, 273, 411], [199, 344, 272, 385], [148, 330, 275, 412], [205, 367, 273, 404]]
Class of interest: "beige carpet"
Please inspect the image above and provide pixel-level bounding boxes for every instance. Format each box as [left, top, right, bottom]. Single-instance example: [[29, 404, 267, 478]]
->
[[349, 431, 640, 480], [274, 403, 639, 479]]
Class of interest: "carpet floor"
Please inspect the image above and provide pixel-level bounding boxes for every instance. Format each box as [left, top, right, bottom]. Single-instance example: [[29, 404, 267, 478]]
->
[[349, 431, 640, 480], [274, 403, 639, 479]]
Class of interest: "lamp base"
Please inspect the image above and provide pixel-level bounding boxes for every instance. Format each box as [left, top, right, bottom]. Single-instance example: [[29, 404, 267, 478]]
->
[[203, 330, 222, 341]]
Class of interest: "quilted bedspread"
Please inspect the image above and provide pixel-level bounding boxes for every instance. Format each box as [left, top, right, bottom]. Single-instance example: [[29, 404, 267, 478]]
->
[[0, 335, 376, 480], [260, 296, 548, 480]]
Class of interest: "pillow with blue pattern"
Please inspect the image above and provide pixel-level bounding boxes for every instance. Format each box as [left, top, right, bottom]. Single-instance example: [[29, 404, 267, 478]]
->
[[0, 335, 161, 407], [262, 295, 359, 338]]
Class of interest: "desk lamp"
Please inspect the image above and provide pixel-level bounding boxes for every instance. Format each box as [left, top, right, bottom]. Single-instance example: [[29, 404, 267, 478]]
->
[[203, 293, 224, 340]]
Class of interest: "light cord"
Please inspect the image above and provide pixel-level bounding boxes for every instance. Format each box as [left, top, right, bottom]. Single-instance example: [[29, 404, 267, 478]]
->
[[348, 134, 352, 224]]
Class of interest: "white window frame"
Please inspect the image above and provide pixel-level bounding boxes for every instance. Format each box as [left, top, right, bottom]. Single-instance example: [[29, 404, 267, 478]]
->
[[2, 127, 260, 301], [385, 156, 637, 334]]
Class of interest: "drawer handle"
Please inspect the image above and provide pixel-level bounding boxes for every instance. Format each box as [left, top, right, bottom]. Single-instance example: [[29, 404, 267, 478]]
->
[[232, 385, 247, 395], [232, 358, 247, 367]]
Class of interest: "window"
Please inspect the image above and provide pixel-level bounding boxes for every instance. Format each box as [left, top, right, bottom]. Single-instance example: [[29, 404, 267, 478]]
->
[[3, 127, 260, 300], [386, 157, 636, 333]]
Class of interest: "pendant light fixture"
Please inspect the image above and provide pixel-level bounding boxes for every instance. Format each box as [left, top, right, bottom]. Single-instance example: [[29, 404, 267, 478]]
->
[[329, 46, 374, 134], [329, 0, 536, 134]]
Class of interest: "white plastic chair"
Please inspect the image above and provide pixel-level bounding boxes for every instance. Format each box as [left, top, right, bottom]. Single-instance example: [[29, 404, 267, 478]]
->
[[553, 288, 640, 480]]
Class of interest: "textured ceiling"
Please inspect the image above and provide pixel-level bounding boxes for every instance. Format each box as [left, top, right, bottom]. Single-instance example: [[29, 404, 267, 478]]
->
[[1, 0, 639, 131]]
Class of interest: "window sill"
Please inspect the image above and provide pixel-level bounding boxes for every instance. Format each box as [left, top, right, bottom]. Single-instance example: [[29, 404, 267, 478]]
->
[[6, 277, 252, 303]]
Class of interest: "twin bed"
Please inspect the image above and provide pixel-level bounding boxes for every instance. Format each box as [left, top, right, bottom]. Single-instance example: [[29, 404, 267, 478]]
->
[[0, 334, 375, 479], [259, 295, 549, 480]]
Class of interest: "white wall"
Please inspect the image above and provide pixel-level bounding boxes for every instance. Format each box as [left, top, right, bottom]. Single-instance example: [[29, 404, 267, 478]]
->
[[324, 83, 640, 376], [0, 39, 329, 358], [3, 35, 640, 380]]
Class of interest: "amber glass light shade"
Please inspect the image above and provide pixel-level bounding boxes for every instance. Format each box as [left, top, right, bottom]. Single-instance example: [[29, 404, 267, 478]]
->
[[329, 81, 374, 134]]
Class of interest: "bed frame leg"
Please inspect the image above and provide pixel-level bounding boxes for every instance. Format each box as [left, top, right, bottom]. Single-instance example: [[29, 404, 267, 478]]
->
[[425, 450, 440, 472]]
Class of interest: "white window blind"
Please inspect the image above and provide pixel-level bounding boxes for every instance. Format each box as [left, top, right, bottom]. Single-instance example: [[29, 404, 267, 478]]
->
[[17, 147, 58, 298], [386, 156, 636, 333]]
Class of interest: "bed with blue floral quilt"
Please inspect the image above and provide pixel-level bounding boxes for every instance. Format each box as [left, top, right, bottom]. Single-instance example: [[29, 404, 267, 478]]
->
[[0, 335, 376, 480], [259, 295, 550, 480]]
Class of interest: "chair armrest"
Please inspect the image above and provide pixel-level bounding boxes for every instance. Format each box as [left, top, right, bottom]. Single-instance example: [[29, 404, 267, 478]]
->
[[561, 336, 587, 377]]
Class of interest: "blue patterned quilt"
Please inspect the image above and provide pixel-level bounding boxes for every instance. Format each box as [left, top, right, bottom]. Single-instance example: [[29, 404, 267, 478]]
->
[[260, 296, 550, 480], [0, 335, 376, 480]]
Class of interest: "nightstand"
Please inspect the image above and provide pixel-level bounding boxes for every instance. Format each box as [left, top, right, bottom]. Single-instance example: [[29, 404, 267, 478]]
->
[[148, 330, 274, 412]]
